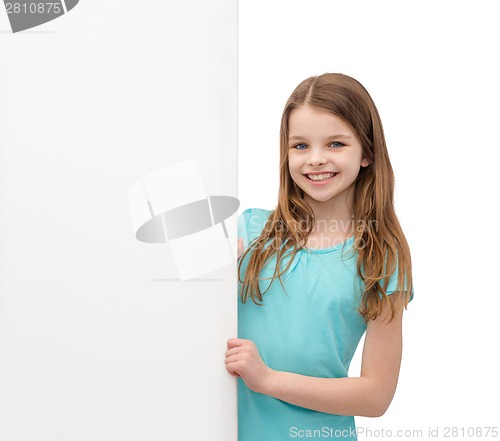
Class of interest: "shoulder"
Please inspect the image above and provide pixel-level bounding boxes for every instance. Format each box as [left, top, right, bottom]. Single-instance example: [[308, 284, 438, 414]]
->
[[239, 207, 272, 222], [238, 208, 273, 247]]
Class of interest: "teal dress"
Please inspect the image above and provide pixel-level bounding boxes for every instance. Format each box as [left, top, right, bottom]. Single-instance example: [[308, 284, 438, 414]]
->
[[237, 208, 414, 441]]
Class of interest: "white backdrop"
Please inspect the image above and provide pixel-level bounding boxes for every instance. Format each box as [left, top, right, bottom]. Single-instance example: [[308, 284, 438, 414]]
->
[[0, 1, 237, 440], [238, 1, 500, 439], [1, 1, 499, 440]]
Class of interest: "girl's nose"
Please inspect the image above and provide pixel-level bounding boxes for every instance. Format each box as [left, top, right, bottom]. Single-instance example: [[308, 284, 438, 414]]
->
[[307, 149, 327, 167]]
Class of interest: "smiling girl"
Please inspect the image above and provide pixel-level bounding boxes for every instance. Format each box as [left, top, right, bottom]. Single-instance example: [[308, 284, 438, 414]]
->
[[226, 73, 414, 441]]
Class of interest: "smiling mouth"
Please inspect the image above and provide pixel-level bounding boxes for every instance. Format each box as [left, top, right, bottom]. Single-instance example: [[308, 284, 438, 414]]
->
[[304, 172, 338, 181]]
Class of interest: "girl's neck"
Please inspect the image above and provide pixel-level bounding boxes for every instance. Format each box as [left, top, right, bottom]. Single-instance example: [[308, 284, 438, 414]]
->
[[304, 191, 354, 236]]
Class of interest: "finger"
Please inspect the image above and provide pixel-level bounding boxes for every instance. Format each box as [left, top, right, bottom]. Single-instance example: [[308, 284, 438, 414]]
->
[[227, 338, 247, 349], [225, 362, 241, 377], [225, 354, 239, 364], [225, 348, 239, 357]]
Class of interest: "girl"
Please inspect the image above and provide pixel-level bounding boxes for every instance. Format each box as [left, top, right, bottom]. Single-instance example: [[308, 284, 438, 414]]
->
[[225, 73, 414, 441]]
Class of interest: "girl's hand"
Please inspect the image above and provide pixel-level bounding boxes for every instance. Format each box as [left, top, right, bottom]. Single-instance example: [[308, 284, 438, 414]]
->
[[225, 338, 275, 395], [237, 237, 244, 259]]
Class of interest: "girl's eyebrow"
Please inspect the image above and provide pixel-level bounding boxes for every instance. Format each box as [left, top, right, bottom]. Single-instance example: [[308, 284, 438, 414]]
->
[[289, 134, 352, 141]]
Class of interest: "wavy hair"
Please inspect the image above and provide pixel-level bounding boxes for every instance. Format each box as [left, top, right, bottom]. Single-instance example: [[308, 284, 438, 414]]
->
[[237, 73, 413, 322]]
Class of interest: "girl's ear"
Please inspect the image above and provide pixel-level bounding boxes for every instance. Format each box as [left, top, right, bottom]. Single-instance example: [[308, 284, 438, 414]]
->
[[361, 158, 371, 167]]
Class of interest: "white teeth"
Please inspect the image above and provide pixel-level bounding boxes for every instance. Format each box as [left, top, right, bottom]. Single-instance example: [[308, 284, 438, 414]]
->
[[307, 173, 336, 181]]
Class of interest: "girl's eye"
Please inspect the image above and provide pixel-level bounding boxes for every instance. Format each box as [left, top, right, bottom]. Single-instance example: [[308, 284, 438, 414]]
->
[[329, 141, 344, 148], [291, 142, 344, 150]]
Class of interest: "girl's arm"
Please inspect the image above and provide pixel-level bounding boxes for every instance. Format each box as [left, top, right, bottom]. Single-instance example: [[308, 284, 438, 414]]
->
[[226, 294, 405, 418]]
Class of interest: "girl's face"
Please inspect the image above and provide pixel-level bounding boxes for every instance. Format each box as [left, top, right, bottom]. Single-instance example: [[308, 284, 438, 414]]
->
[[287, 104, 370, 210]]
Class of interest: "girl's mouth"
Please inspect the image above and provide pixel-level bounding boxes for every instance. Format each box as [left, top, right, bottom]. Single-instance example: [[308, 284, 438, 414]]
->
[[304, 172, 338, 185]]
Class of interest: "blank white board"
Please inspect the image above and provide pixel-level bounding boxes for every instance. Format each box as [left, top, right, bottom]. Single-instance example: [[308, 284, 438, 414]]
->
[[0, 1, 238, 440]]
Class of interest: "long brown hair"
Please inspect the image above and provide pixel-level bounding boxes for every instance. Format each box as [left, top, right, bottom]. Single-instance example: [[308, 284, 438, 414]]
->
[[237, 73, 413, 323]]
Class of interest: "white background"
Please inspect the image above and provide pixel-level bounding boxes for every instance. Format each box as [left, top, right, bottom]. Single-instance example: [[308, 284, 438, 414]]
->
[[239, 1, 500, 438], [1, 1, 498, 440]]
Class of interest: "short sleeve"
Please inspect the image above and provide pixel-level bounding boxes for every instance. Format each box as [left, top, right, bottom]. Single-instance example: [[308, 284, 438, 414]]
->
[[385, 257, 414, 303], [237, 207, 273, 249]]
